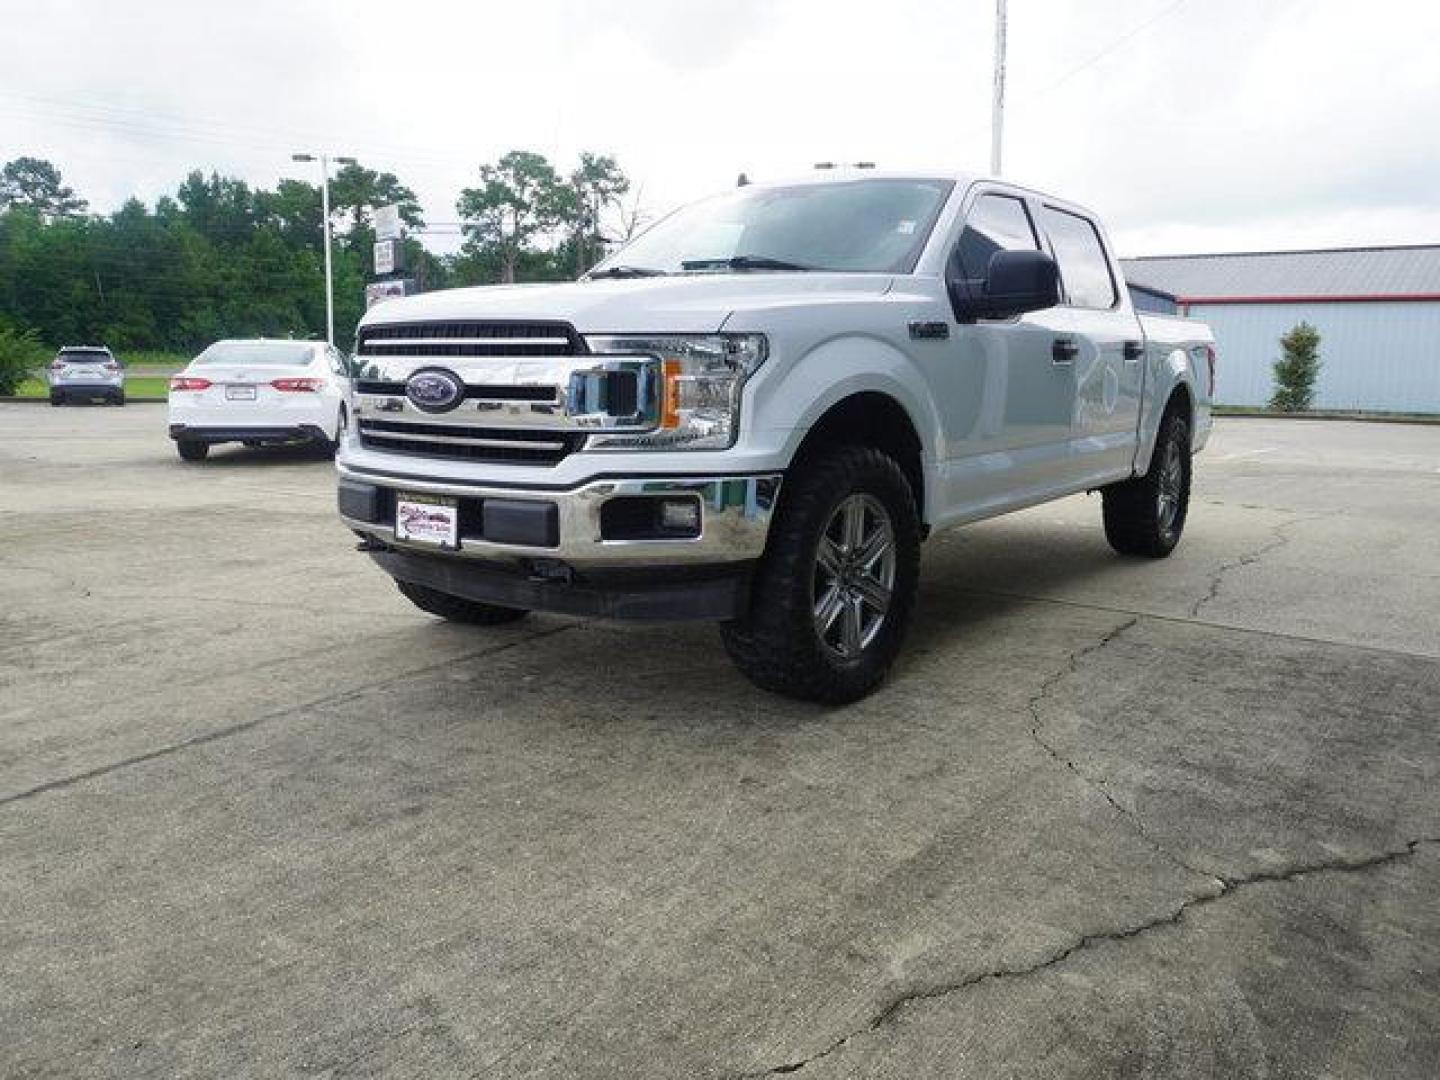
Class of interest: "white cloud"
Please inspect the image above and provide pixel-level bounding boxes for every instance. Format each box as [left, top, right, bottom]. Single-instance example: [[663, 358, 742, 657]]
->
[[1, 0, 1436, 256]]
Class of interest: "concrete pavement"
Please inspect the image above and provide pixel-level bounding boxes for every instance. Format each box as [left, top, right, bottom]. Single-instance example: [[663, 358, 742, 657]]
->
[[1, 407, 1436, 1078]]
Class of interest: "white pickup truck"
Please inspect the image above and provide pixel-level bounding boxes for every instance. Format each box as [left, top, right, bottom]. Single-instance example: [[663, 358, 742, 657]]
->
[[338, 171, 1213, 702]]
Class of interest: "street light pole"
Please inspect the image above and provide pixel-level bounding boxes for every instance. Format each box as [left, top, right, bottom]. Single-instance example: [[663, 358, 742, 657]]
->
[[991, 0, 1008, 175], [291, 152, 356, 345]]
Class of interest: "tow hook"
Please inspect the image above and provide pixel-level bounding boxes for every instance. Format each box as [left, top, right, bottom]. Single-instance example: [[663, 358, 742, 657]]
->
[[354, 533, 392, 553]]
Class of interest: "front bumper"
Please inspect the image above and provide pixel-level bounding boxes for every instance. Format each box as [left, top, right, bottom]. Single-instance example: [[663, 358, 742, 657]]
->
[[338, 465, 782, 568]]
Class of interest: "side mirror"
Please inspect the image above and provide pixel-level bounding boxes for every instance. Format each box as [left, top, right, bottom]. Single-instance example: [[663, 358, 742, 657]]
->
[[948, 249, 1061, 322]]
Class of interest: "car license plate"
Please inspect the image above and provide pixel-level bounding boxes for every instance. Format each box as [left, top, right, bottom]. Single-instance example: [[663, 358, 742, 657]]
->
[[225, 385, 257, 400], [396, 493, 458, 548]]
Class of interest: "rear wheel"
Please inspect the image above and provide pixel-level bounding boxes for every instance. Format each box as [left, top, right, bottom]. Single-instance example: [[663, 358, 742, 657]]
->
[[395, 579, 529, 625], [721, 446, 921, 704], [113, 389, 125, 406], [49, 391, 62, 407], [176, 440, 210, 462], [1102, 409, 1191, 557]]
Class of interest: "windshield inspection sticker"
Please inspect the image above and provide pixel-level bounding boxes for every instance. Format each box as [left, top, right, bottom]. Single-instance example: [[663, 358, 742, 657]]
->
[[896, 220, 917, 234], [396, 493, 459, 548]]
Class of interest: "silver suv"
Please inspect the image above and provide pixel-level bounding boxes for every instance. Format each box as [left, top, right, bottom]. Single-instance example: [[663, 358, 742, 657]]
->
[[48, 346, 125, 406]]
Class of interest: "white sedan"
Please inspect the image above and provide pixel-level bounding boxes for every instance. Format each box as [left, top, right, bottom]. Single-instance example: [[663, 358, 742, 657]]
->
[[167, 339, 350, 462]]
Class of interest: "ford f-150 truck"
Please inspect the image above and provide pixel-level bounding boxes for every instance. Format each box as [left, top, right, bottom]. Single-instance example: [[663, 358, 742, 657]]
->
[[337, 172, 1213, 702]]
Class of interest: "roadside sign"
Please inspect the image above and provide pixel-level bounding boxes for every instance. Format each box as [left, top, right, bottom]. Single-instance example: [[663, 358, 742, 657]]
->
[[374, 239, 397, 276], [374, 203, 402, 240], [365, 279, 413, 308]]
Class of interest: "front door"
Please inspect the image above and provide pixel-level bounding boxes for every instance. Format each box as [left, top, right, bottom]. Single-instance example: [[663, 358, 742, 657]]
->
[[932, 190, 1078, 519]]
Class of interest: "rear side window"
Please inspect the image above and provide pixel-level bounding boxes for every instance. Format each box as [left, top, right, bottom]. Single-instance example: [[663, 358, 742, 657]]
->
[[954, 194, 1040, 279], [1038, 206, 1117, 309]]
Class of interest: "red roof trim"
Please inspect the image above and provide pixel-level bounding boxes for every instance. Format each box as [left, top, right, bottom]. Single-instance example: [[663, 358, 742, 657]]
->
[[1178, 293, 1440, 305]]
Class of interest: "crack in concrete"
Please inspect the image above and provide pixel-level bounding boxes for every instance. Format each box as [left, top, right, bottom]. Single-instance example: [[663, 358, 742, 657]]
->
[[1024, 617, 1218, 884], [0, 621, 582, 808], [737, 838, 1438, 1077], [1190, 516, 1311, 617]]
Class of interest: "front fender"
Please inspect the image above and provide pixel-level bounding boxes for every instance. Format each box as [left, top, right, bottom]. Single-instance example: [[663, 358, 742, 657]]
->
[[747, 332, 944, 512]]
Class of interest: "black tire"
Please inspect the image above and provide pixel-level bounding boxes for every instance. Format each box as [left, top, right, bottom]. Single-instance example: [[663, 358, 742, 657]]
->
[[395, 579, 529, 625], [321, 408, 345, 456], [113, 390, 125, 406], [1102, 409, 1191, 558], [49, 392, 62, 407], [176, 440, 210, 462], [720, 446, 921, 704]]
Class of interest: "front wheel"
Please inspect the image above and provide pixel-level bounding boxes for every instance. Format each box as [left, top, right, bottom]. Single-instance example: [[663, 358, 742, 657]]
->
[[395, 579, 529, 625], [721, 446, 921, 704], [1101, 410, 1191, 557]]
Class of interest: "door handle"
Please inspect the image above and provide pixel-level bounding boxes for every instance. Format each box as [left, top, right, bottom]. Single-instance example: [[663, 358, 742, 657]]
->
[[1052, 338, 1079, 365], [1123, 340, 1145, 362]]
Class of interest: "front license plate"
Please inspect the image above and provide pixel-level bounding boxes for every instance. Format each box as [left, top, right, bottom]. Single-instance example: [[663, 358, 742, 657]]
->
[[225, 384, 257, 400], [396, 493, 458, 548]]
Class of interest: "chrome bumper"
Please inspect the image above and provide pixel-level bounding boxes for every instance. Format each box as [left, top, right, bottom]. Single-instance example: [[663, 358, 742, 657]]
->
[[337, 464, 782, 568]]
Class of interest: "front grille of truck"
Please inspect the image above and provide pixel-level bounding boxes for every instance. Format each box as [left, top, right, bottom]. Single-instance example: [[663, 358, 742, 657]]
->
[[356, 320, 584, 359], [357, 419, 584, 466], [353, 379, 558, 402]]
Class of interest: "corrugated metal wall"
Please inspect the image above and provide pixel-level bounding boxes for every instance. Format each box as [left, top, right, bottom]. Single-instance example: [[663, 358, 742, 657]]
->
[[1187, 300, 1440, 412]]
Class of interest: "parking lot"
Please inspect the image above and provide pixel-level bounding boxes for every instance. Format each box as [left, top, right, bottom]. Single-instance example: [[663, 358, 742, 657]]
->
[[2, 403, 1437, 1078]]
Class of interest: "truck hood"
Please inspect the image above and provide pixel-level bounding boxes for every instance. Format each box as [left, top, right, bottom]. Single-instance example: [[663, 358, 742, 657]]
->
[[358, 273, 895, 335]]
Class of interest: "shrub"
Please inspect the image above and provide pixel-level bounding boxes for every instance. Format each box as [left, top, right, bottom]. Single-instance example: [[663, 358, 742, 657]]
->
[[0, 324, 48, 395], [1269, 322, 1322, 412]]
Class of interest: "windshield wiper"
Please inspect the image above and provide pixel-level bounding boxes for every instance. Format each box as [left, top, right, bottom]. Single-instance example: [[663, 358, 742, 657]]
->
[[587, 264, 667, 279], [681, 254, 815, 272]]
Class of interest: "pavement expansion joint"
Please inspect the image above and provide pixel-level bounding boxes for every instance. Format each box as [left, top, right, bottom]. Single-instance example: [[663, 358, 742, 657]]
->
[[736, 837, 1438, 1078], [0, 620, 584, 808]]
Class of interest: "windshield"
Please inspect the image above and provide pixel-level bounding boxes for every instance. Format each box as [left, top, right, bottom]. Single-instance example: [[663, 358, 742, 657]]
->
[[194, 342, 317, 366], [596, 178, 954, 276], [58, 350, 111, 364]]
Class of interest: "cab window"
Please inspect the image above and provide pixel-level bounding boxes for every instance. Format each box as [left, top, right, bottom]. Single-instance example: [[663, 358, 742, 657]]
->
[[1038, 206, 1117, 309], [954, 194, 1041, 280]]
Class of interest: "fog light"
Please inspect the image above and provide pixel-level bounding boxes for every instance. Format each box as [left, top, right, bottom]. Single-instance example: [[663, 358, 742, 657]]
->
[[659, 497, 701, 532]]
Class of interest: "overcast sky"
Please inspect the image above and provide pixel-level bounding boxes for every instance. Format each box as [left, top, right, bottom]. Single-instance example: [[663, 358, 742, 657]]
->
[[2, 0, 1437, 257]]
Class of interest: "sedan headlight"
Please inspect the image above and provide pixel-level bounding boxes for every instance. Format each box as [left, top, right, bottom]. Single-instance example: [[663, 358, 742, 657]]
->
[[582, 333, 768, 450]]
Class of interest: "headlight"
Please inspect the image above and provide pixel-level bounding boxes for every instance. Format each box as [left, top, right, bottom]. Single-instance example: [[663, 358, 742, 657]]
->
[[582, 333, 767, 451]]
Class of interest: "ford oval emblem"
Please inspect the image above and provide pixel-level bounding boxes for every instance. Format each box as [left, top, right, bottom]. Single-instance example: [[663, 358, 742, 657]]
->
[[405, 368, 464, 413]]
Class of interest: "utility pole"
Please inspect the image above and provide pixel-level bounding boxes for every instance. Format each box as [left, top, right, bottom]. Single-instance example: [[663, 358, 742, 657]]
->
[[991, 0, 1008, 175], [291, 152, 357, 345]]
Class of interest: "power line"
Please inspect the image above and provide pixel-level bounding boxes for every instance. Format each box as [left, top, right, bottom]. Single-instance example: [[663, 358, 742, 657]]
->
[[1020, 0, 1190, 102]]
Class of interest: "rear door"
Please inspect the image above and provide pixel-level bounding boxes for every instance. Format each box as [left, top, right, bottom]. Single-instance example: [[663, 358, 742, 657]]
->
[[58, 350, 111, 382], [1035, 204, 1145, 486]]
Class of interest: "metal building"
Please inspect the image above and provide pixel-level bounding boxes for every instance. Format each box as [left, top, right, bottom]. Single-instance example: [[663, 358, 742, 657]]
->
[[1122, 245, 1440, 413]]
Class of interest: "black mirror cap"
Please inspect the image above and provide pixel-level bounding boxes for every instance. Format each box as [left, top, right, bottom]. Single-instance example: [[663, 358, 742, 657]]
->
[[948, 249, 1061, 322]]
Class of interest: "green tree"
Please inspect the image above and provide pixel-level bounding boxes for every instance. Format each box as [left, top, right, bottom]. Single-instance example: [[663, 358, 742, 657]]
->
[[456, 151, 567, 284], [1269, 322, 1322, 412], [567, 152, 629, 275], [0, 157, 87, 217], [0, 318, 48, 394], [329, 163, 424, 236]]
